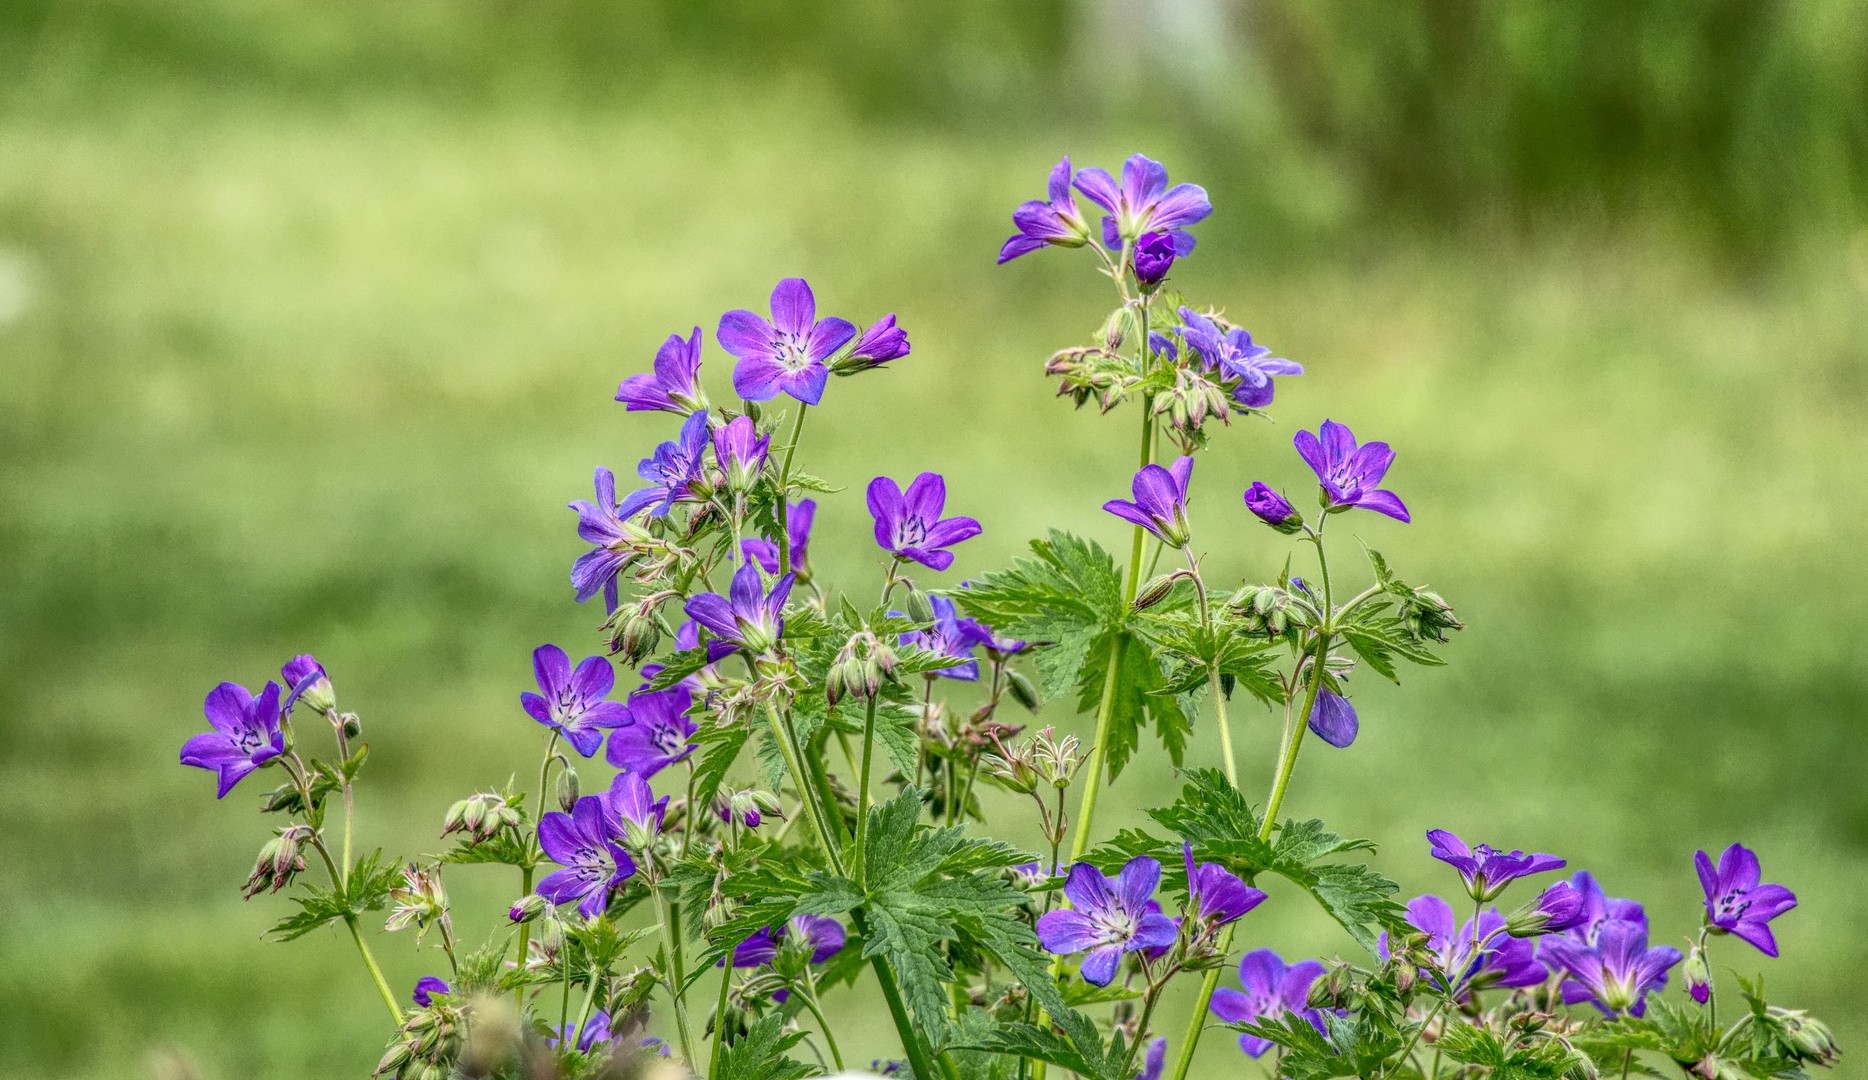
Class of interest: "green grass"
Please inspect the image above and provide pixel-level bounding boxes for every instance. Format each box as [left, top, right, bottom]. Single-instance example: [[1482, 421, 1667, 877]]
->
[[2, 51, 1867, 1080]]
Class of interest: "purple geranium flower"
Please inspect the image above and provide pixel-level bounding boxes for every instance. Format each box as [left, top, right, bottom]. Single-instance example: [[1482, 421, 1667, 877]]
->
[[520, 645, 631, 758], [1179, 308, 1301, 409], [615, 327, 708, 415], [997, 157, 1093, 263], [717, 278, 855, 405], [837, 314, 911, 373], [570, 466, 635, 613], [605, 688, 697, 778], [1427, 829, 1565, 902], [898, 594, 982, 681], [1103, 456, 1195, 548], [1696, 843, 1797, 957], [742, 499, 815, 577], [712, 414, 770, 494], [685, 559, 793, 661], [181, 681, 285, 798], [1308, 688, 1358, 748], [1505, 880, 1587, 937], [536, 794, 637, 919], [1561, 870, 1649, 946], [1243, 482, 1303, 533], [606, 771, 668, 850], [280, 654, 334, 715], [411, 976, 450, 1007], [1293, 420, 1410, 523], [549, 1009, 614, 1053], [1133, 1037, 1167, 1080], [730, 915, 848, 967], [616, 408, 713, 520], [1209, 949, 1328, 1058], [639, 619, 710, 695], [1541, 918, 1682, 1017], [1073, 154, 1211, 247], [867, 472, 983, 572], [1133, 232, 1181, 286], [1183, 842, 1267, 928], [1035, 858, 1179, 986], [1388, 895, 1545, 996]]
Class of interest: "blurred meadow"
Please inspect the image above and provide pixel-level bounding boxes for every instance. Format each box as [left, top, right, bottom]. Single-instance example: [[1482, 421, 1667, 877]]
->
[[2, 1, 1867, 1076]]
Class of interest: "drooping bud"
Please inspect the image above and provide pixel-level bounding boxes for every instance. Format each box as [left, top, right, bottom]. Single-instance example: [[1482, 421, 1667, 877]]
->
[[244, 825, 311, 898], [340, 712, 362, 739], [1006, 670, 1040, 712], [442, 791, 517, 846], [1243, 482, 1304, 534], [904, 588, 936, 625], [508, 892, 551, 924], [555, 768, 581, 813], [1683, 944, 1711, 1004], [1781, 1010, 1840, 1064], [1133, 573, 1179, 611], [617, 609, 662, 665]]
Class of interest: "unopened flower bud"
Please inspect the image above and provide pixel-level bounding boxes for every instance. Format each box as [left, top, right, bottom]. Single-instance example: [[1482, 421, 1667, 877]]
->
[[1783, 1012, 1839, 1063], [749, 790, 784, 818], [244, 826, 310, 898], [1135, 573, 1180, 611], [617, 609, 662, 665], [1243, 482, 1304, 534], [1683, 945, 1710, 1004], [508, 893, 551, 924], [904, 588, 936, 625], [556, 768, 581, 813], [1007, 670, 1040, 712], [1505, 881, 1585, 937], [1133, 231, 1178, 287], [340, 712, 362, 739], [1391, 959, 1417, 996]]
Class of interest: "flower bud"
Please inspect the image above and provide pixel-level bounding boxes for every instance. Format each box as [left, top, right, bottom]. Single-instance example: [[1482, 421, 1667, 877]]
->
[[1505, 881, 1586, 937], [1007, 670, 1039, 712], [617, 610, 662, 665], [1133, 573, 1178, 611], [1683, 944, 1710, 1004], [1243, 483, 1304, 534], [340, 712, 362, 739], [1134, 231, 1178, 286], [904, 588, 936, 625], [555, 768, 581, 813], [244, 826, 310, 898], [508, 893, 551, 924], [1782, 1012, 1839, 1063]]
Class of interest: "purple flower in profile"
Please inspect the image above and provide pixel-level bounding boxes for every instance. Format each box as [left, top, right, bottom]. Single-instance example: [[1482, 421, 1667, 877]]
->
[[742, 499, 815, 578], [605, 688, 697, 778], [1132, 1037, 1167, 1080], [180, 681, 285, 798], [1035, 858, 1179, 986], [570, 466, 635, 613], [615, 327, 708, 415], [730, 915, 848, 967], [957, 615, 1028, 659], [1696, 843, 1797, 957], [411, 976, 450, 1007], [1073, 154, 1211, 247], [1541, 919, 1682, 1017], [536, 794, 636, 919], [998, 157, 1093, 263], [1179, 308, 1301, 409], [606, 771, 668, 849], [521, 645, 631, 758], [836, 314, 911, 373], [1308, 688, 1358, 748], [685, 560, 793, 661], [1209, 949, 1328, 1058], [1293, 420, 1410, 523], [1427, 829, 1565, 902], [1243, 483, 1303, 534], [717, 279, 856, 405], [1183, 842, 1267, 928], [1103, 456, 1195, 548], [1504, 880, 1587, 937], [712, 414, 771, 493], [280, 654, 335, 715], [899, 595, 982, 681], [867, 473, 983, 572], [1388, 895, 1545, 996], [1133, 232, 1182, 286]]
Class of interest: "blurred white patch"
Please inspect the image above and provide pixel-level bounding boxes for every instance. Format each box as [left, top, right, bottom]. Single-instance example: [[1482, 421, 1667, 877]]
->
[[0, 246, 37, 323]]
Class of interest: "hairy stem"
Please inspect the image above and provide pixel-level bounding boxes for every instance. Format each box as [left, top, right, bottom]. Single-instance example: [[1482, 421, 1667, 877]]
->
[[855, 693, 878, 888], [347, 916, 403, 1025], [795, 975, 846, 1072], [1380, 999, 1446, 1080], [763, 702, 845, 876], [776, 406, 810, 578], [709, 954, 735, 1078], [652, 886, 697, 1065]]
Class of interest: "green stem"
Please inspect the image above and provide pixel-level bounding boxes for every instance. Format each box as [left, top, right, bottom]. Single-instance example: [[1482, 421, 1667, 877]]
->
[[1167, 924, 1232, 1080], [1379, 999, 1445, 1080], [1620, 1048, 1633, 1080], [1120, 985, 1163, 1078], [763, 702, 845, 876], [1210, 666, 1238, 788], [855, 694, 878, 888], [709, 954, 735, 1078], [795, 975, 846, 1072], [573, 955, 601, 1044], [857, 913, 945, 1080], [517, 729, 561, 1006], [652, 885, 698, 1066], [347, 916, 403, 1026], [775, 406, 810, 578]]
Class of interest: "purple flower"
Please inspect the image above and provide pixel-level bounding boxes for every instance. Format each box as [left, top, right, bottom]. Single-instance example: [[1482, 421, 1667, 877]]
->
[[549, 1008, 614, 1052], [1389, 895, 1546, 996], [1103, 456, 1195, 548], [717, 278, 855, 405], [411, 976, 450, 1007], [714, 795, 764, 829], [867, 472, 983, 572], [1293, 420, 1410, 523], [606, 771, 668, 849], [1243, 482, 1303, 534], [1073, 154, 1211, 248], [997, 157, 1093, 263], [1209, 949, 1327, 1058], [712, 414, 770, 493], [730, 915, 848, 967], [1308, 688, 1358, 748], [1133, 1037, 1167, 1080], [835, 314, 911, 373], [1427, 830, 1565, 902], [742, 499, 814, 578], [569, 466, 635, 613], [1133, 232, 1181, 286], [1179, 308, 1301, 409], [605, 688, 697, 778], [1183, 842, 1267, 928], [898, 594, 982, 681], [684, 559, 793, 660], [1035, 858, 1178, 986], [1696, 843, 1797, 957], [280, 654, 335, 715], [1560, 870, 1649, 946], [640, 619, 711, 695], [1541, 918, 1682, 1017], [615, 327, 708, 415], [536, 794, 636, 919], [616, 409, 714, 520], [1011, 861, 1061, 889], [180, 681, 285, 798], [520, 645, 631, 758], [1504, 880, 1587, 937]]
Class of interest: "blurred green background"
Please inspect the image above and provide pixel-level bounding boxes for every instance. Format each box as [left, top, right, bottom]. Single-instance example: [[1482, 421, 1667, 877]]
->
[[2, 1, 1866, 1076]]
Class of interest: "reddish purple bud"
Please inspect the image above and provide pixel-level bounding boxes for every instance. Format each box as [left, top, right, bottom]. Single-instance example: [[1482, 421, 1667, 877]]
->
[[1243, 482, 1303, 534]]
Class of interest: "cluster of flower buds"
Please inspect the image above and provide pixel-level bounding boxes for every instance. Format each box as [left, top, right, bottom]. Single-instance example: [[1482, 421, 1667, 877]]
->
[[373, 1001, 464, 1080], [385, 863, 450, 943], [441, 791, 522, 847], [607, 591, 679, 663], [825, 630, 897, 706], [1154, 364, 1233, 449], [1227, 582, 1319, 636], [243, 824, 313, 898], [713, 788, 783, 829], [1046, 346, 1141, 413], [1389, 581, 1463, 644], [1375, 930, 1436, 1001], [1764, 1007, 1841, 1067]]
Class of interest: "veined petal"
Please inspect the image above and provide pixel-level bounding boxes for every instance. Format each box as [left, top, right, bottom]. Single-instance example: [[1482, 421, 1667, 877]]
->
[[1166, 455, 1194, 501], [533, 644, 571, 696], [1405, 894, 1458, 946], [202, 682, 254, 737], [1046, 156, 1074, 208], [777, 363, 828, 405], [903, 472, 948, 524], [1102, 499, 1157, 533], [1035, 909, 1105, 955], [535, 867, 596, 906], [1150, 183, 1211, 230], [1079, 945, 1122, 987], [998, 234, 1047, 264], [727, 560, 764, 622], [1072, 167, 1121, 215], [920, 515, 982, 551], [1115, 856, 1163, 914], [1353, 489, 1411, 522], [1237, 948, 1287, 996], [569, 654, 615, 704], [769, 278, 817, 338], [1717, 843, 1761, 892], [867, 475, 906, 550], [804, 316, 857, 363], [684, 594, 738, 641], [896, 546, 956, 572], [1292, 429, 1330, 483], [716, 310, 777, 361]]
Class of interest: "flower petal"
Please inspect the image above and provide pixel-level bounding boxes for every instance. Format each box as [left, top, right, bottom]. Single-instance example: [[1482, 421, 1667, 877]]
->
[[769, 278, 816, 337], [716, 310, 776, 361], [532, 644, 571, 697]]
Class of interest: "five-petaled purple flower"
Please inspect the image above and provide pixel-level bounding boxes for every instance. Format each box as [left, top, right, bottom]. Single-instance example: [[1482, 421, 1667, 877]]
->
[[718, 279, 855, 405], [1427, 829, 1565, 902], [867, 472, 983, 572], [1696, 843, 1797, 957], [997, 157, 1093, 264], [536, 794, 637, 919], [1133, 232, 1182, 286], [685, 559, 793, 661], [1183, 842, 1266, 929], [1243, 483, 1303, 534], [1035, 858, 1178, 986], [521, 645, 631, 758], [616, 408, 713, 520], [181, 681, 286, 798], [549, 1009, 614, 1053], [570, 466, 635, 613], [1103, 456, 1195, 548], [411, 976, 450, 1007], [742, 499, 815, 579], [605, 688, 697, 779], [1541, 918, 1682, 1017], [606, 771, 668, 850], [1308, 688, 1359, 748], [280, 654, 334, 716], [1179, 308, 1302, 409], [730, 915, 848, 967], [712, 414, 771, 494], [898, 594, 982, 681], [1073, 154, 1211, 249], [615, 327, 708, 415], [1387, 895, 1545, 996], [1294, 420, 1410, 523], [1209, 949, 1328, 1058]]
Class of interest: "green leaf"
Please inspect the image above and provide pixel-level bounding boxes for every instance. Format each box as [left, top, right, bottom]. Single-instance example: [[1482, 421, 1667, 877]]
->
[[646, 646, 713, 691], [690, 723, 751, 815], [439, 830, 530, 868], [1074, 628, 1191, 779], [268, 850, 400, 941], [786, 471, 843, 495], [717, 1013, 814, 1080], [1433, 1022, 1594, 1079]]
